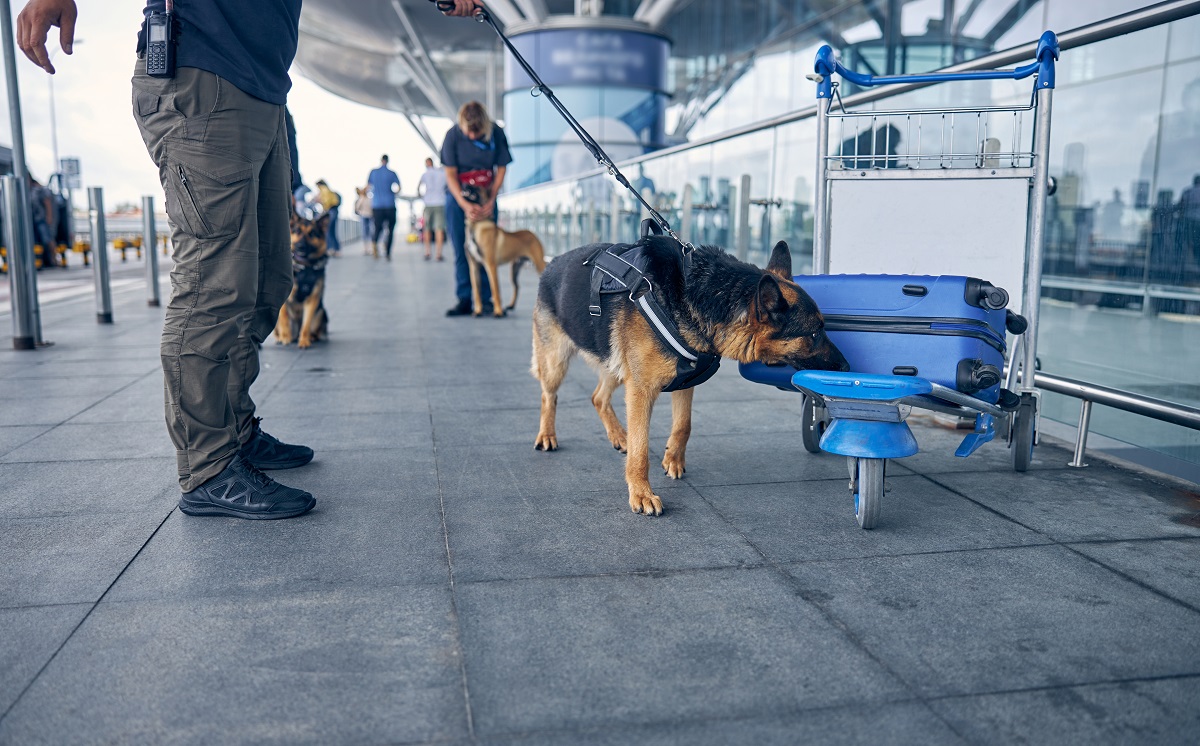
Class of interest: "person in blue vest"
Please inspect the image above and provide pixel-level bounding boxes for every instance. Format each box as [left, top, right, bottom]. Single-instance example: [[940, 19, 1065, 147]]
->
[[441, 101, 512, 316], [366, 155, 401, 260]]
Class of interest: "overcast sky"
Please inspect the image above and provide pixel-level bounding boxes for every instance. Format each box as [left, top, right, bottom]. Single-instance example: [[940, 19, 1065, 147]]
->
[[0, 0, 449, 210]]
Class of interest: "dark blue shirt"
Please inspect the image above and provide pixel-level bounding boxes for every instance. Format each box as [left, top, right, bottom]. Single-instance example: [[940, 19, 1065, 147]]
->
[[141, 1, 302, 105], [440, 126, 513, 174]]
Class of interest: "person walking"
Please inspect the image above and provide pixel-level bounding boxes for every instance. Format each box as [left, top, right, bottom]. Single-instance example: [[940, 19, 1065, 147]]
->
[[16, 0, 478, 520], [417, 157, 447, 261], [314, 179, 342, 257], [366, 154, 400, 260], [441, 101, 511, 316]]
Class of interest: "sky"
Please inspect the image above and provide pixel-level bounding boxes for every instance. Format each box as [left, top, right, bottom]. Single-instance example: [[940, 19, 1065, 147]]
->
[[0, 0, 449, 210]]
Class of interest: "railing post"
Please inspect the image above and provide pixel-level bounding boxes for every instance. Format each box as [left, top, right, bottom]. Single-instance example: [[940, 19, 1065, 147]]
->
[[142, 196, 160, 307], [89, 187, 113, 324], [610, 188, 620, 243], [680, 183, 694, 244], [2, 176, 36, 349], [1069, 399, 1092, 468], [736, 173, 751, 261]]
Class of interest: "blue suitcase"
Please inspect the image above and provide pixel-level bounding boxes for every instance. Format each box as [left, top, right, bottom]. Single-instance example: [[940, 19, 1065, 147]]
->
[[741, 275, 1022, 404]]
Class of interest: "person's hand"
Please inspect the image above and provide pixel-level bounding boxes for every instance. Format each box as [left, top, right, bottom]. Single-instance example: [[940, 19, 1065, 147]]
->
[[439, 0, 479, 17], [16, 0, 77, 74]]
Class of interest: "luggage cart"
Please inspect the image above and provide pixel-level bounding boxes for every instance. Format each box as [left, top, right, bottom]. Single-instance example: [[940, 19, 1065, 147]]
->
[[740, 32, 1060, 529]]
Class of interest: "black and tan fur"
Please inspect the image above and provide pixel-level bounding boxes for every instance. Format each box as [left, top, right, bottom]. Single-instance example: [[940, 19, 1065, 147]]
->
[[274, 212, 330, 349], [531, 237, 849, 515], [466, 219, 548, 317]]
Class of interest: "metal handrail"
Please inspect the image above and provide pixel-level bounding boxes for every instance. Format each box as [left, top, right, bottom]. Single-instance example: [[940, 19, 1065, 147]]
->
[[1015, 368, 1200, 468]]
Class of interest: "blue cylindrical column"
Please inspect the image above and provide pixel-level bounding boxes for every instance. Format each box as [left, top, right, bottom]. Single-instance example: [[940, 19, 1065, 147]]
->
[[503, 21, 670, 192]]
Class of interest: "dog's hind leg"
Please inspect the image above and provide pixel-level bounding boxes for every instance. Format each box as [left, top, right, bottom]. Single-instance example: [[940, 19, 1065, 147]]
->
[[662, 387, 693, 478], [507, 258, 526, 312], [298, 280, 323, 348], [592, 372, 627, 452], [531, 307, 573, 451]]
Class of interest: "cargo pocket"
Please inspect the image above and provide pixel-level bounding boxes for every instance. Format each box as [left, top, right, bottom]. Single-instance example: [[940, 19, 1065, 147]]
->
[[164, 143, 254, 241]]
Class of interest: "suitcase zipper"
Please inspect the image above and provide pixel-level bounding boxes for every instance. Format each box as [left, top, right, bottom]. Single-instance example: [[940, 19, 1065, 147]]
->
[[824, 315, 1006, 353]]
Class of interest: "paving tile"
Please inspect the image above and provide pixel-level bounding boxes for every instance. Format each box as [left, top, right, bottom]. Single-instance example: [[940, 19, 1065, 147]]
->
[[283, 444, 440, 500], [670, 432, 852, 486], [0, 512, 169, 608], [435, 441, 635, 500], [0, 421, 174, 463], [0, 603, 91, 715], [1068, 537, 1200, 609], [67, 376, 166, 424], [929, 676, 1200, 745], [0, 374, 143, 401], [247, 410, 436, 453], [456, 568, 909, 735], [782, 545, 1200, 698], [0, 395, 102, 427], [108, 485, 449, 602], [260, 385, 432, 416], [0, 586, 469, 745], [270, 357, 429, 391], [0, 425, 51, 458], [0, 458, 177, 518], [480, 702, 963, 746], [694, 475, 1044, 563], [444, 485, 761, 583], [929, 463, 1200, 542]]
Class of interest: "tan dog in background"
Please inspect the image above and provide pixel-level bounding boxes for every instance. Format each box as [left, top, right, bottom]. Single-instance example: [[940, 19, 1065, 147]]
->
[[466, 219, 547, 317]]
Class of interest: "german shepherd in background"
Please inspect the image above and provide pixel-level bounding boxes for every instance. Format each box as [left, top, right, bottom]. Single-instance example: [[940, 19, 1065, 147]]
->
[[531, 237, 850, 516], [466, 219, 547, 317], [274, 212, 330, 349]]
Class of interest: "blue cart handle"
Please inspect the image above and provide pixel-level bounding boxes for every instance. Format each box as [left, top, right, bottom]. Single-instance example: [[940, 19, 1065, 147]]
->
[[813, 30, 1059, 99]]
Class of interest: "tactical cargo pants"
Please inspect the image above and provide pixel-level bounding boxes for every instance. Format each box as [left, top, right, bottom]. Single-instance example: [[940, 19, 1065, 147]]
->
[[132, 62, 292, 491]]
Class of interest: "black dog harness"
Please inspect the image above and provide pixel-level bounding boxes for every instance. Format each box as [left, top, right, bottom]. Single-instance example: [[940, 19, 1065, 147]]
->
[[585, 228, 720, 392]]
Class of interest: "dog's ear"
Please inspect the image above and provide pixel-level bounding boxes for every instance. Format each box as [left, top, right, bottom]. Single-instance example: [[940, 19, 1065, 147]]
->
[[754, 273, 788, 322], [765, 240, 792, 280]]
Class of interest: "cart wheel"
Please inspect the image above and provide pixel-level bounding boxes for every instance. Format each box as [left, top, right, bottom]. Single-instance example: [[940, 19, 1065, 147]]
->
[[801, 396, 827, 454], [853, 457, 885, 529], [1012, 393, 1037, 472]]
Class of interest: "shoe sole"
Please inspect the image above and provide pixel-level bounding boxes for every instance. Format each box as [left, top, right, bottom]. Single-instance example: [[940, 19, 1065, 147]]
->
[[246, 453, 315, 470], [179, 496, 316, 520]]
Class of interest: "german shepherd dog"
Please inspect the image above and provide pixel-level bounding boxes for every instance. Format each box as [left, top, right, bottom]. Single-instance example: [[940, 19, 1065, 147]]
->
[[531, 236, 850, 516], [466, 219, 547, 317], [274, 212, 330, 349]]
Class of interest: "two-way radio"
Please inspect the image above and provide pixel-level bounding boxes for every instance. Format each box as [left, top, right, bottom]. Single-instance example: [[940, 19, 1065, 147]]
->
[[145, 0, 176, 78]]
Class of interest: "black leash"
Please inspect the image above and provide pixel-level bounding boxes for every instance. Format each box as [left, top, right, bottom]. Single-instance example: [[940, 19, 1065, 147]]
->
[[430, 0, 695, 255]]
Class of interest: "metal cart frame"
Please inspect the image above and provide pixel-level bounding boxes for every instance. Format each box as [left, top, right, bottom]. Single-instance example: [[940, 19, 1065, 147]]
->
[[807, 31, 1060, 476]]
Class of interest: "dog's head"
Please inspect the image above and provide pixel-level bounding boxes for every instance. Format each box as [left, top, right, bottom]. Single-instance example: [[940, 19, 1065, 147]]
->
[[741, 241, 850, 372], [290, 211, 330, 263], [460, 183, 485, 207]]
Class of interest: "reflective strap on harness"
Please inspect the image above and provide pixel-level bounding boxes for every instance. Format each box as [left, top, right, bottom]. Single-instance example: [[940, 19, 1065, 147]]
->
[[635, 294, 697, 362]]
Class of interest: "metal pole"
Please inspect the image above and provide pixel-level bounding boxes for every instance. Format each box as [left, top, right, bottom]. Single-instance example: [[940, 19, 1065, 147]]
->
[[142, 195, 160, 307], [1069, 399, 1092, 468], [2, 176, 35, 349], [89, 187, 113, 323], [680, 183, 694, 244], [812, 96, 831, 274], [1021, 86, 1053, 394], [1, 0, 45, 347], [609, 187, 620, 243], [736, 174, 751, 261]]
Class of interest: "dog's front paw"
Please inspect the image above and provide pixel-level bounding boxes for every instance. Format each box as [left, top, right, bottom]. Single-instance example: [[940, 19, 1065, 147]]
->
[[628, 489, 663, 516], [662, 449, 686, 479], [534, 431, 558, 451], [298, 334, 313, 349], [493, 309, 507, 318]]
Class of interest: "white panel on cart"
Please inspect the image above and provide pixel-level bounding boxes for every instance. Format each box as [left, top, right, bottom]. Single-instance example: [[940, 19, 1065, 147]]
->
[[828, 179, 1028, 313]]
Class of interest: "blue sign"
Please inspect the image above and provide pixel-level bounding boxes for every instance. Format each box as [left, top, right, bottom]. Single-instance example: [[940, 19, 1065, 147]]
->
[[505, 29, 669, 92]]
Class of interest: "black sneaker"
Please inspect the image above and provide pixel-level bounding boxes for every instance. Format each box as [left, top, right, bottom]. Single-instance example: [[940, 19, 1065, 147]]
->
[[240, 417, 315, 470], [445, 300, 473, 317], [179, 455, 315, 520]]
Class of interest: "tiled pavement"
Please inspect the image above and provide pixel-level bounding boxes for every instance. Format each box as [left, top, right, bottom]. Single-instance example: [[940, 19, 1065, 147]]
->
[[1, 242, 1198, 744]]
